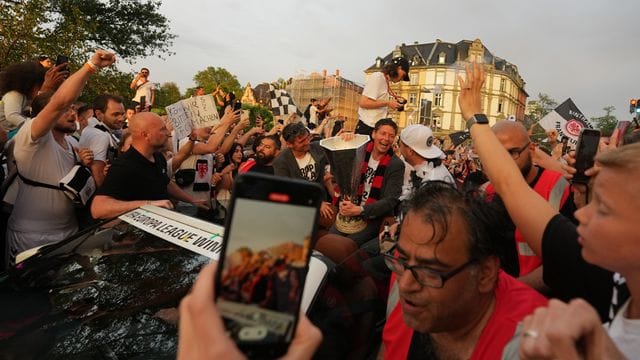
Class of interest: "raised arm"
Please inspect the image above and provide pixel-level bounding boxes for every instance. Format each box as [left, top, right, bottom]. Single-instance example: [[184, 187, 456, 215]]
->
[[192, 108, 240, 155], [32, 51, 115, 141], [458, 63, 557, 256]]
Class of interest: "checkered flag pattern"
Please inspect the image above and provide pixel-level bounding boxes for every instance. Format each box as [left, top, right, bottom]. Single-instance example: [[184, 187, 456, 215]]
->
[[269, 85, 301, 116]]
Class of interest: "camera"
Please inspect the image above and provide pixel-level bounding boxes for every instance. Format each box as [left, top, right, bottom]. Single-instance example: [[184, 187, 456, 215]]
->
[[397, 97, 407, 112]]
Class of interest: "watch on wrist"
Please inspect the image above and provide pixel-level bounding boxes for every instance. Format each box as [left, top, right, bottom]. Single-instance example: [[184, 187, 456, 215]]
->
[[466, 114, 489, 129]]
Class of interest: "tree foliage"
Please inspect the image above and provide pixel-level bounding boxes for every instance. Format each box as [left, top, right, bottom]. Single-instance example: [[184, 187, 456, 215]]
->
[[192, 66, 241, 99], [154, 82, 182, 109], [0, 0, 176, 68], [591, 105, 618, 136], [78, 67, 134, 106], [527, 93, 558, 124]]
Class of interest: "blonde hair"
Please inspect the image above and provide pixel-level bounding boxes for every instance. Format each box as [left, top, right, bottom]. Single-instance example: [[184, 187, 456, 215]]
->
[[597, 142, 640, 172]]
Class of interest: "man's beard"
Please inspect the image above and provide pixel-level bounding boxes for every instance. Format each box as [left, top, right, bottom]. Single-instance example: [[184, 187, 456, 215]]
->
[[256, 153, 274, 165], [54, 123, 76, 134], [520, 154, 533, 179]]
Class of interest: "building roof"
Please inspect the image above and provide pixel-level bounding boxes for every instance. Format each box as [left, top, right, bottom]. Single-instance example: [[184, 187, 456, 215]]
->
[[366, 39, 525, 88]]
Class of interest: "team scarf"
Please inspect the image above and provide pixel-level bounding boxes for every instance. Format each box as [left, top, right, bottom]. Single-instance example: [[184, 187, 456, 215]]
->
[[357, 141, 393, 205]]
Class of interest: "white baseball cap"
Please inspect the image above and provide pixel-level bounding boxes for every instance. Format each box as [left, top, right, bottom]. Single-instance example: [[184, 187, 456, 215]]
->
[[400, 124, 445, 159]]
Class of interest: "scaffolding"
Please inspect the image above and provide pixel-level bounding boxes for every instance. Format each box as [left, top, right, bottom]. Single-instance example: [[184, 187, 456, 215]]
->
[[286, 70, 363, 130]]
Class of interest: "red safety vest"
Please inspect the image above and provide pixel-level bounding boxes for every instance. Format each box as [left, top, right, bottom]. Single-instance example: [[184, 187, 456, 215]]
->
[[382, 271, 548, 360], [485, 169, 570, 276]]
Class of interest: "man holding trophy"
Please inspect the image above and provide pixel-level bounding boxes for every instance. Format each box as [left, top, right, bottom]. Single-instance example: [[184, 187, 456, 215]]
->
[[321, 118, 404, 246]]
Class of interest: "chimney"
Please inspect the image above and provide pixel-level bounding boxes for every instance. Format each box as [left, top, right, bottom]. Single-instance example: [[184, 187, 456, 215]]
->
[[335, 69, 340, 77]]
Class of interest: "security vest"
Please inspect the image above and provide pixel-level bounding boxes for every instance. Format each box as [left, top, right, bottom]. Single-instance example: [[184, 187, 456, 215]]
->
[[485, 168, 571, 276]]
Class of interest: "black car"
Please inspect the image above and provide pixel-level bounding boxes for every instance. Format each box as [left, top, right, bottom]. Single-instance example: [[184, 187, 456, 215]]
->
[[0, 206, 390, 359]]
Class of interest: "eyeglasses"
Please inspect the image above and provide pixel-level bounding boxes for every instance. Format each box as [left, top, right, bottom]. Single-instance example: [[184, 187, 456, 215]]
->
[[507, 142, 530, 160], [383, 245, 477, 288]]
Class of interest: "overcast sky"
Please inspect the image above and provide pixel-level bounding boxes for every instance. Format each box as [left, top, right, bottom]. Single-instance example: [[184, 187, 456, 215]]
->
[[124, 0, 639, 120]]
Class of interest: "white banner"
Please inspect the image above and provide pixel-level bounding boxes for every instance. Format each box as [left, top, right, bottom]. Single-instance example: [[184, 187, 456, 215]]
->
[[119, 205, 224, 260]]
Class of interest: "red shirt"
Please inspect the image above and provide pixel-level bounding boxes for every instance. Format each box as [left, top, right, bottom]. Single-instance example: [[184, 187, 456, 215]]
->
[[382, 271, 548, 360]]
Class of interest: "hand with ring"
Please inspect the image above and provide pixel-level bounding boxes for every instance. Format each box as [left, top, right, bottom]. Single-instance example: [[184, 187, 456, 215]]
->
[[519, 299, 626, 360]]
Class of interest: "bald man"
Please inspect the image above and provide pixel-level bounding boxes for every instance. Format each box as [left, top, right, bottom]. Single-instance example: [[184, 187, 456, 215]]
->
[[91, 112, 206, 219], [484, 121, 575, 291]]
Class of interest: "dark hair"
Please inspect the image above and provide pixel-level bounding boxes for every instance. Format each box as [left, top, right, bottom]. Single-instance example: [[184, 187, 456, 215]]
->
[[0, 62, 47, 98], [141, 67, 149, 72], [426, 157, 443, 167], [282, 122, 309, 143], [373, 118, 398, 133], [382, 62, 400, 79], [261, 134, 281, 150], [93, 94, 124, 113], [405, 181, 508, 263], [77, 103, 93, 116], [310, 98, 317, 102], [30, 91, 54, 117]]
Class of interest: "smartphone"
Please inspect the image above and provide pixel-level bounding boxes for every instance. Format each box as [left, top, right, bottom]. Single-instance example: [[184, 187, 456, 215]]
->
[[139, 95, 146, 110], [233, 100, 242, 111], [215, 173, 324, 358], [561, 136, 570, 156], [572, 129, 601, 184], [55, 55, 69, 71], [615, 120, 630, 147]]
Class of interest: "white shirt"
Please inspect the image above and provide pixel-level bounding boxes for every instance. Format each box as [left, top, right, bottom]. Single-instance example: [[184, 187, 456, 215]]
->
[[79, 120, 119, 162], [296, 153, 317, 181], [360, 157, 379, 204], [8, 119, 79, 253], [132, 79, 154, 105], [309, 105, 319, 125], [608, 299, 640, 359], [400, 160, 455, 200], [358, 72, 389, 127]]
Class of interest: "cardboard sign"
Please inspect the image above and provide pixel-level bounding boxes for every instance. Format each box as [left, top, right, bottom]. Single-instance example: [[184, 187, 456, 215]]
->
[[119, 205, 224, 260], [166, 94, 220, 140]]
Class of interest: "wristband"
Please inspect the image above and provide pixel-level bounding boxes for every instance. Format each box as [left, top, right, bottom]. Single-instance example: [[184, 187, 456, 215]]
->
[[85, 61, 99, 73]]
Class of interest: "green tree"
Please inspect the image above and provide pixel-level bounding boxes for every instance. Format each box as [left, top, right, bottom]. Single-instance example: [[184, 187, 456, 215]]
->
[[154, 82, 182, 108], [0, 0, 176, 68], [591, 105, 618, 136], [78, 67, 134, 106], [527, 93, 558, 124], [193, 66, 242, 99]]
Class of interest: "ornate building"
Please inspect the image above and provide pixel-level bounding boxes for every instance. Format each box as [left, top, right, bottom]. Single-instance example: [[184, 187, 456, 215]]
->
[[364, 39, 528, 132], [287, 70, 363, 128], [240, 83, 257, 106]]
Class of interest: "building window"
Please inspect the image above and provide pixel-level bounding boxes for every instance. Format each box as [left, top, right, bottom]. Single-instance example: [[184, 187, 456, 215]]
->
[[498, 99, 504, 113], [438, 52, 446, 64], [434, 93, 443, 107], [435, 72, 444, 84], [419, 99, 432, 125], [409, 93, 417, 105], [500, 78, 506, 92], [410, 73, 418, 85]]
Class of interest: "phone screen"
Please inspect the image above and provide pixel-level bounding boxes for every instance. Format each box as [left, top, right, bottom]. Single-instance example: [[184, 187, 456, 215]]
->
[[216, 174, 322, 357], [573, 129, 601, 184]]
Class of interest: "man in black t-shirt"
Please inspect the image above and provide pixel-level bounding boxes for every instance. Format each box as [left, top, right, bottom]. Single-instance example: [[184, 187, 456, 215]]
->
[[91, 112, 207, 219]]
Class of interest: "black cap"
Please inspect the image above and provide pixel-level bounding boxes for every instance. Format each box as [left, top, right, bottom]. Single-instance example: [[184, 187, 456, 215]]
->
[[390, 56, 410, 81]]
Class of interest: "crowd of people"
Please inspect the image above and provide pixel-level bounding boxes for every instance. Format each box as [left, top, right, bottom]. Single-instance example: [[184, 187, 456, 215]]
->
[[1, 50, 639, 359]]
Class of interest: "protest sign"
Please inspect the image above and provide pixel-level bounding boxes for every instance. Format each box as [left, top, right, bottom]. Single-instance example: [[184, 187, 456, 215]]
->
[[165, 94, 220, 140], [538, 98, 594, 145]]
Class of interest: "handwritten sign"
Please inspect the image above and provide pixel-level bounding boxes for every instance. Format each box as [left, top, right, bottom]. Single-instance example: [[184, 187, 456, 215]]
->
[[166, 102, 192, 141], [165, 94, 220, 140], [119, 206, 224, 260]]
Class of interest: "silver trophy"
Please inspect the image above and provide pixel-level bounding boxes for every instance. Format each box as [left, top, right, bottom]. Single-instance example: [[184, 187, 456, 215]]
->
[[320, 134, 370, 234]]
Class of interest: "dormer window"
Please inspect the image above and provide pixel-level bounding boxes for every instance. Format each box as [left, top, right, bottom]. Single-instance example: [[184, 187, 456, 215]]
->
[[376, 57, 382, 68], [412, 55, 420, 66], [438, 52, 446, 64]]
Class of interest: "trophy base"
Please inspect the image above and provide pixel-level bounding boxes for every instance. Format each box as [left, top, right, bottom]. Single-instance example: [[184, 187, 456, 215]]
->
[[335, 214, 367, 235]]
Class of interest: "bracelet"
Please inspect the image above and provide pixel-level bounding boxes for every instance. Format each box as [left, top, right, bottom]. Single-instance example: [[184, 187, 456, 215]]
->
[[85, 61, 99, 73]]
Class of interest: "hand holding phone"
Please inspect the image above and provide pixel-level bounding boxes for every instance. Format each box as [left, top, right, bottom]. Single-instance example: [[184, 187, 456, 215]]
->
[[215, 173, 324, 358], [177, 263, 322, 360], [55, 55, 69, 71], [572, 129, 601, 184], [139, 95, 147, 111]]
